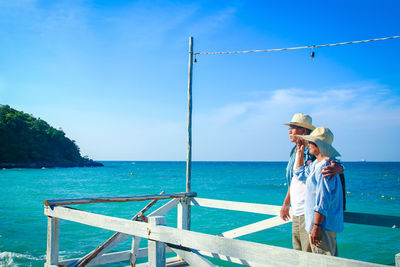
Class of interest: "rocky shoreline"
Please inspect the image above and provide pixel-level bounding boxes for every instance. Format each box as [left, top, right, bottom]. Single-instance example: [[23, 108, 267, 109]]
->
[[0, 160, 103, 169]]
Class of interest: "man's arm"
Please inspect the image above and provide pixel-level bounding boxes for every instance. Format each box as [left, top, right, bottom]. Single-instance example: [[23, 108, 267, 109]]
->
[[293, 140, 309, 182], [280, 188, 291, 221], [321, 159, 343, 178], [295, 140, 305, 168]]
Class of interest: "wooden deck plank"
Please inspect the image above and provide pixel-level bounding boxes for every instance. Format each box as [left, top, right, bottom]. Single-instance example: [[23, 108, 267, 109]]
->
[[45, 206, 388, 267]]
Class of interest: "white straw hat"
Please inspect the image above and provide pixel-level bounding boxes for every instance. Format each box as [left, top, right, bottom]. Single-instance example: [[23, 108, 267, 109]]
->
[[283, 113, 315, 131], [296, 127, 341, 158]]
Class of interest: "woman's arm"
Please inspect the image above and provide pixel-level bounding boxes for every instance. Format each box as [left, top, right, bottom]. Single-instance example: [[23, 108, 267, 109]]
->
[[312, 163, 337, 242], [310, 212, 325, 245]]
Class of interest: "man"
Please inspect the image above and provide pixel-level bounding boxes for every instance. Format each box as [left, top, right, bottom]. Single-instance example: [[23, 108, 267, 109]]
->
[[280, 113, 343, 252]]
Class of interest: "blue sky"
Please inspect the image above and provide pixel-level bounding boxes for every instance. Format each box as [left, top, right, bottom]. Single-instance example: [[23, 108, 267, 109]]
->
[[0, 0, 399, 161]]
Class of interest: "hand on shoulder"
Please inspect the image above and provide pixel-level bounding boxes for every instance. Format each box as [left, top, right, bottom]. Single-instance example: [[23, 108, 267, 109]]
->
[[322, 158, 344, 178]]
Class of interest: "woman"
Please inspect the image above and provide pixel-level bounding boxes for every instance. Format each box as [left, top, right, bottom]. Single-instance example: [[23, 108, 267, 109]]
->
[[294, 127, 344, 256]]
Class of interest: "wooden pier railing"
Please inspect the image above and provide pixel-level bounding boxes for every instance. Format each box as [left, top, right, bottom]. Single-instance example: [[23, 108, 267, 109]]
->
[[44, 192, 400, 267]]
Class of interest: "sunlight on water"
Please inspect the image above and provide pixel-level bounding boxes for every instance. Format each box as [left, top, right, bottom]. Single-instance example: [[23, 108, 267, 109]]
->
[[0, 161, 399, 266]]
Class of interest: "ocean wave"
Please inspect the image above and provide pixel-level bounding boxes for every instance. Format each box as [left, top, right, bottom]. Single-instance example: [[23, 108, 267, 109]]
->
[[0, 251, 40, 266]]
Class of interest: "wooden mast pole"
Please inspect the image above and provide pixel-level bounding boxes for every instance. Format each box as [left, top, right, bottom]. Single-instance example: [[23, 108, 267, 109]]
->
[[182, 36, 194, 231], [186, 36, 193, 194]]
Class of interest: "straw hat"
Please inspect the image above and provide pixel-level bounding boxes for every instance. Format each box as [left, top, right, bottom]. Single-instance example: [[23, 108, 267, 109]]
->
[[296, 127, 341, 158], [283, 113, 315, 131]]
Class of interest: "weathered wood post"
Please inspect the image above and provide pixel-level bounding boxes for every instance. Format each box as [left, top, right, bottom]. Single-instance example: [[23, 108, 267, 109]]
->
[[148, 216, 166, 267], [184, 36, 194, 230], [178, 197, 190, 230], [130, 236, 141, 266], [45, 216, 59, 267]]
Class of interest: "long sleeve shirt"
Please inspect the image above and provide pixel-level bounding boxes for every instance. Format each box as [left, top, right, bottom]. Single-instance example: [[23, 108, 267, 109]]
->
[[295, 159, 344, 234], [286, 146, 315, 186]]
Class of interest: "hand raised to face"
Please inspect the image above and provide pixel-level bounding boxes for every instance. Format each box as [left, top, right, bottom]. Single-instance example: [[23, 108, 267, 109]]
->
[[296, 138, 305, 153]]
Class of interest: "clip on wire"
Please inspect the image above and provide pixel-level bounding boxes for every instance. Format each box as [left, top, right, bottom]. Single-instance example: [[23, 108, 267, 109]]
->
[[310, 46, 315, 59]]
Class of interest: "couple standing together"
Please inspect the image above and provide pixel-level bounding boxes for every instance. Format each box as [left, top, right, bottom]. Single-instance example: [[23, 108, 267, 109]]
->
[[280, 113, 345, 256]]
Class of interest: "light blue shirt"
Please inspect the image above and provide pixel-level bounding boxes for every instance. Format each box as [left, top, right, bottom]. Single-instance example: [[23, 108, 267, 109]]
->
[[295, 159, 344, 233]]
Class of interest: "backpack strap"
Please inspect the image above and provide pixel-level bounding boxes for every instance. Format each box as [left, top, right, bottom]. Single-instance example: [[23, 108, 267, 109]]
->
[[339, 173, 346, 211]]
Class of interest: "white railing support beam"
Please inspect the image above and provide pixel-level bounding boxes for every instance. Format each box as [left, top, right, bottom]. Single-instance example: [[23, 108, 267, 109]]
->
[[148, 216, 166, 267], [130, 236, 141, 266], [178, 197, 190, 230], [45, 216, 59, 267], [177, 197, 190, 262]]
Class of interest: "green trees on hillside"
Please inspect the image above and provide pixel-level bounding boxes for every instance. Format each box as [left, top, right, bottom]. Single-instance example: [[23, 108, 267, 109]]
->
[[0, 105, 102, 167]]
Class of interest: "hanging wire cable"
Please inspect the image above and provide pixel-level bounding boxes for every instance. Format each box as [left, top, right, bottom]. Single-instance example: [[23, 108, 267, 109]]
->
[[193, 35, 400, 55]]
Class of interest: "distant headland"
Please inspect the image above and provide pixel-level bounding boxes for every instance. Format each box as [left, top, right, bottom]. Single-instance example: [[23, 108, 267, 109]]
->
[[0, 105, 103, 168]]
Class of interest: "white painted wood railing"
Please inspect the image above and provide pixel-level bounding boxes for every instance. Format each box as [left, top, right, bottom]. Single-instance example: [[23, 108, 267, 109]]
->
[[44, 194, 400, 267]]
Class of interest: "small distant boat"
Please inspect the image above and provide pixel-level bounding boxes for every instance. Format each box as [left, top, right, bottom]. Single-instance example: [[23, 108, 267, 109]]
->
[[360, 159, 366, 162]]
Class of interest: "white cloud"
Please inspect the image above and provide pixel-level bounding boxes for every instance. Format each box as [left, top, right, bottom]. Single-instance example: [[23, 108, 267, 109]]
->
[[69, 84, 398, 161], [195, 84, 400, 161]]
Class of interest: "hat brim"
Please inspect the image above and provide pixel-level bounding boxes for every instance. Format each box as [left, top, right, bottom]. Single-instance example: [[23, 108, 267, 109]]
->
[[296, 135, 341, 158], [283, 122, 316, 131]]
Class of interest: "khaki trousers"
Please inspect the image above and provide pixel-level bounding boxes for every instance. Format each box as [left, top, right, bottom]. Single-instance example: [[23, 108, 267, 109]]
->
[[309, 228, 338, 256], [292, 215, 312, 252]]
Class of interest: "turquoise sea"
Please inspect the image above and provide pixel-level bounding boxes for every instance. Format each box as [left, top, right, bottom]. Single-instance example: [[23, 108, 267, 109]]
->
[[0, 161, 399, 266]]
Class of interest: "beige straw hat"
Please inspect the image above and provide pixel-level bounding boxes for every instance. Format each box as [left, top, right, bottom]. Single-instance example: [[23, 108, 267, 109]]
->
[[283, 113, 315, 131], [296, 127, 341, 158]]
